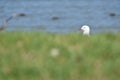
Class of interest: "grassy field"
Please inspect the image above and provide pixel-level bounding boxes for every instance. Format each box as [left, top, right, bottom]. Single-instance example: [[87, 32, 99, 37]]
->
[[0, 32, 120, 80]]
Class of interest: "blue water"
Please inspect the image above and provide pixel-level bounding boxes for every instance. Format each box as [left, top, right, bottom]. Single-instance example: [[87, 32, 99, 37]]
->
[[0, 0, 120, 33]]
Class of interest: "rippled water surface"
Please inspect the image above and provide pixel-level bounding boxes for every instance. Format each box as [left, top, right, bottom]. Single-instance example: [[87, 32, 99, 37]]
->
[[0, 0, 120, 33]]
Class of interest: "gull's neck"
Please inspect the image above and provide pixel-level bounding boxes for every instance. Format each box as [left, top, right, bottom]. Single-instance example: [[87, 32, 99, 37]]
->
[[83, 29, 90, 35]]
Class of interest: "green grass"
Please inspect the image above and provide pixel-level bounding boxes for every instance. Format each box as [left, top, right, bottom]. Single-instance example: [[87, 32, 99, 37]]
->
[[0, 32, 120, 80]]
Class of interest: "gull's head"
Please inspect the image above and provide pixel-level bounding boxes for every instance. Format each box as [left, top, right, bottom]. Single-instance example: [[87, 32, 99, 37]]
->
[[81, 25, 90, 35]]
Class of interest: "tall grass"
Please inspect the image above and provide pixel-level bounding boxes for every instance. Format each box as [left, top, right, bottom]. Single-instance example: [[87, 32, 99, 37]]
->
[[0, 32, 120, 80]]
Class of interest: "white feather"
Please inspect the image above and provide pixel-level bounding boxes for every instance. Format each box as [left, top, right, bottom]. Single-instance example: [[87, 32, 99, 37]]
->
[[81, 25, 90, 35]]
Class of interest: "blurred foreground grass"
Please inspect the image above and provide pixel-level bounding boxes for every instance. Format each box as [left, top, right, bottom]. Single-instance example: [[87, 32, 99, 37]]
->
[[0, 32, 120, 80]]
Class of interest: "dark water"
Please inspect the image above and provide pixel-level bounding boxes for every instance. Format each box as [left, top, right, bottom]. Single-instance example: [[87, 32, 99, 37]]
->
[[0, 0, 120, 33]]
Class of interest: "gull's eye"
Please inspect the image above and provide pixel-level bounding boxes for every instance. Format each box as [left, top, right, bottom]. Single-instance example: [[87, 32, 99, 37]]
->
[[83, 27, 85, 29]]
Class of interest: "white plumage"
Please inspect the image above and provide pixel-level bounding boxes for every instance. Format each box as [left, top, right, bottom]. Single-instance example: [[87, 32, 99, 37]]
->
[[81, 25, 90, 35]]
